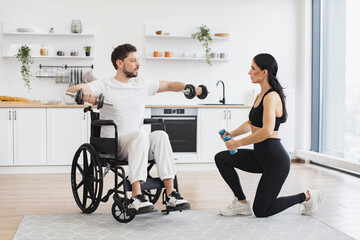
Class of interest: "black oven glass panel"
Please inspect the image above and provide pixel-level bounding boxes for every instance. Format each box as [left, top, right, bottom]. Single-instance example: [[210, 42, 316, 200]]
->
[[151, 117, 196, 152]]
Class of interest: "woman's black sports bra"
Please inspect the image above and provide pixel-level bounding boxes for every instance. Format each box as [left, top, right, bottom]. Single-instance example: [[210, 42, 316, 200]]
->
[[248, 89, 282, 131]]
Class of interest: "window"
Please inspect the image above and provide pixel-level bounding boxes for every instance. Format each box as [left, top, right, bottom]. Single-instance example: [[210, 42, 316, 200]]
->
[[313, 0, 360, 164]]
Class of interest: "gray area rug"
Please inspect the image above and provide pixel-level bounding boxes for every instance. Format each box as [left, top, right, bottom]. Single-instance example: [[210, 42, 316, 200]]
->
[[14, 208, 353, 240]]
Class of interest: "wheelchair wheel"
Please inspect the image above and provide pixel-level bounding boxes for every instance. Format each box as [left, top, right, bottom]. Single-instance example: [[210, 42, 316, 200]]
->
[[111, 196, 136, 223], [71, 143, 103, 214], [142, 188, 162, 204]]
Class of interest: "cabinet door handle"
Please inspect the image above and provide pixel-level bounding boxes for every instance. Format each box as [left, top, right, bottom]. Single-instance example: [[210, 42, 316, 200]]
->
[[9, 110, 12, 120], [14, 111, 17, 120], [223, 110, 226, 119], [228, 110, 231, 119], [83, 113, 85, 120]]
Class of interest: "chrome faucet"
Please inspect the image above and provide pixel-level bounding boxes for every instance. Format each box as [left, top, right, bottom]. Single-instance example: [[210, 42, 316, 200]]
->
[[216, 80, 225, 104]]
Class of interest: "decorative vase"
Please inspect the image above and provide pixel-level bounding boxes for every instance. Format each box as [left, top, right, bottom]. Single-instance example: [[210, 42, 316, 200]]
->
[[71, 20, 82, 34]]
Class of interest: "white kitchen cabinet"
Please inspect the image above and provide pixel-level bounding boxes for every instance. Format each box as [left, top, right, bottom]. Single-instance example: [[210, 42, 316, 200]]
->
[[47, 108, 88, 165], [13, 108, 47, 165], [197, 108, 250, 162], [0, 109, 14, 165]]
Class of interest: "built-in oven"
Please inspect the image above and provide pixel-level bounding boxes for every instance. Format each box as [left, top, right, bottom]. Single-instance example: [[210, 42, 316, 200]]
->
[[151, 108, 197, 156]]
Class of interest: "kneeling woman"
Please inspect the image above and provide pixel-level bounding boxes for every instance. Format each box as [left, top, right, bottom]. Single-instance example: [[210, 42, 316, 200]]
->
[[215, 53, 322, 217]]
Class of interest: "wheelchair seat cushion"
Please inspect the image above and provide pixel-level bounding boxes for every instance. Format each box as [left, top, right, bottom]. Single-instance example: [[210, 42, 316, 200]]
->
[[98, 153, 155, 165]]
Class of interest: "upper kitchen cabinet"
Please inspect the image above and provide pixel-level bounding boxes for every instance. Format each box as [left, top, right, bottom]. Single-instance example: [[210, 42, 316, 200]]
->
[[2, 21, 95, 59], [144, 24, 230, 62]]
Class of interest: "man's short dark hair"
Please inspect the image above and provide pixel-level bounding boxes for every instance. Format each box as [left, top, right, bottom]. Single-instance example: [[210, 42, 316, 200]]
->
[[111, 44, 137, 70]]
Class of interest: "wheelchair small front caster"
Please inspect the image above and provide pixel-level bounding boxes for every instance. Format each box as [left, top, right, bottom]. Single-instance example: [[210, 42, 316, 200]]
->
[[111, 197, 136, 223]]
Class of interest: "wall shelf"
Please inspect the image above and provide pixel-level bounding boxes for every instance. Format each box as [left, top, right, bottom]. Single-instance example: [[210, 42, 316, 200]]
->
[[3, 32, 94, 37], [3, 56, 93, 59], [144, 24, 231, 63], [2, 21, 95, 60], [145, 57, 229, 61], [145, 34, 230, 40]]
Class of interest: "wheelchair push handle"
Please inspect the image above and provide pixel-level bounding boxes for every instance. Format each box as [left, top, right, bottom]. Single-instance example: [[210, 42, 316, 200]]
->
[[66, 88, 113, 109]]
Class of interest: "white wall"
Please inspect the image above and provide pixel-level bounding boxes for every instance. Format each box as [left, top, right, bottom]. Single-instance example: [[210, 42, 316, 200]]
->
[[0, 0, 312, 150]]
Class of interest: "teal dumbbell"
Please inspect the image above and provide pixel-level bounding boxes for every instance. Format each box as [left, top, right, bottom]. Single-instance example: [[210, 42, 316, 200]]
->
[[219, 129, 238, 155]]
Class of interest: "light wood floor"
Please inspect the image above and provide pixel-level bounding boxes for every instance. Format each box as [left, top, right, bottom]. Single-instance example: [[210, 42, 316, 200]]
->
[[1, 162, 359, 240]]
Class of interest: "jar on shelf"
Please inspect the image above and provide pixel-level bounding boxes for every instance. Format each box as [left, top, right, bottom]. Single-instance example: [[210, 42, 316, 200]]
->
[[40, 44, 48, 56]]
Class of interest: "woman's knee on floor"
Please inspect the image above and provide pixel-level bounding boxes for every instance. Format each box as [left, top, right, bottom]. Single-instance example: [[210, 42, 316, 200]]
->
[[252, 202, 270, 218]]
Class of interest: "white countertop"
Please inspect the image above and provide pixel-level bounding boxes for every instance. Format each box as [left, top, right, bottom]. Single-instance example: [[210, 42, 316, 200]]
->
[[0, 103, 251, 108]]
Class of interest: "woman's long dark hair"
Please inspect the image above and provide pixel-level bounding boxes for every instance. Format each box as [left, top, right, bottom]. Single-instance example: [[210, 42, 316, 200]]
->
[[253, 53, 287, 123]]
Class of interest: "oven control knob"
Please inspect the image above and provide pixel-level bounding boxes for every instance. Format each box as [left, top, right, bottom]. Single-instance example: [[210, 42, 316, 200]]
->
[[172, 109, 176, 114]]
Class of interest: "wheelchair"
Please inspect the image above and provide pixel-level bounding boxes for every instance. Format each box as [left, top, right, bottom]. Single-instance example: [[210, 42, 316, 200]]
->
[[70, 106, 190, 223]]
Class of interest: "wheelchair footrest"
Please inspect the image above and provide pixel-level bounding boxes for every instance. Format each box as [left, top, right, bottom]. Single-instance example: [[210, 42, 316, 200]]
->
[[161, 203, 191, 214], [135, 208, 158, 215]]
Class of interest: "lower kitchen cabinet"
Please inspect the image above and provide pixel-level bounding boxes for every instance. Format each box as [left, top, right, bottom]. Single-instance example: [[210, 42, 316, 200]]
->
[[0, 107, 89, 167], [13, 108, 47, 165], [197, 108, 250, 162], [0, 108, 46, 166], [0, 109, 14, 165], [47, 108, 89, 165], [1, 108, 47, 166]]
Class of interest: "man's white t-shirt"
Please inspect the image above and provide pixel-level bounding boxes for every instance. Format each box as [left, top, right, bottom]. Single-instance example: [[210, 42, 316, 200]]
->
[[88, 77, 159, 137]]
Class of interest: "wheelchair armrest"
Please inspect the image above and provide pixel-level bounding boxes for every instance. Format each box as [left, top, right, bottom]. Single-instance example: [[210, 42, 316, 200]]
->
[[92, 119, 115, 126], [144, 118, 166, 131], [143, 118, 164, 124]]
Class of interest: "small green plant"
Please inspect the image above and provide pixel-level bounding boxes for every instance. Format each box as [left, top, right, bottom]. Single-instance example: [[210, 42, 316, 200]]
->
[[191, 24, 213, 66], [84, 46, 91, 56], [15, 45, 33, 91]]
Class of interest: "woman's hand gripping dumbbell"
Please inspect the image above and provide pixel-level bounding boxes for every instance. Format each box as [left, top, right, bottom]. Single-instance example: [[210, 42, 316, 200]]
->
[[182, 84, 209, 99], [219, 129, 238, 155], [65, 88, 113, 109]]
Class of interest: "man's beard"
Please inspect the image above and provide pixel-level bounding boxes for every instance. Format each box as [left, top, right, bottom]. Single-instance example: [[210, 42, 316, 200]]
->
[[123, 67, 138, 78]]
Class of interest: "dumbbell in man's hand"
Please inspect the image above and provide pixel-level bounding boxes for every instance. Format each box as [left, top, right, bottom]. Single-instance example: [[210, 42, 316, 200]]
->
[[82, 90, 98, 105], [66, 88, 113, 109], [182, 84, 209, 99]]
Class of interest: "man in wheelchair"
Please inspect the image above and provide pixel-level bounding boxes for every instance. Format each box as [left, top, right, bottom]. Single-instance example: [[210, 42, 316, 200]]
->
[[67, 43, 203, 214]]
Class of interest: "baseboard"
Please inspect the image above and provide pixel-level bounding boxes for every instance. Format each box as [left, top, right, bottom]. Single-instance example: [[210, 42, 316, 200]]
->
[[291, 158, 310, 164]]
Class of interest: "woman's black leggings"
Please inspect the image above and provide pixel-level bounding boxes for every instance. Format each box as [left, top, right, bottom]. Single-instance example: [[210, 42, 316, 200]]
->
[[215, 138, 306, 217]]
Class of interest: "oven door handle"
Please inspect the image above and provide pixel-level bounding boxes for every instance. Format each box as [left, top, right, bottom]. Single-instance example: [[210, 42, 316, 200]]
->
[[152, 117, 196, 121]]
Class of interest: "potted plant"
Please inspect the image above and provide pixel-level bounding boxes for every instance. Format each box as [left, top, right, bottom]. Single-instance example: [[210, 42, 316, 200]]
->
[[191, 24, 213, 66], [84, 46, 92, 56], [15, 45, 34, 91]]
